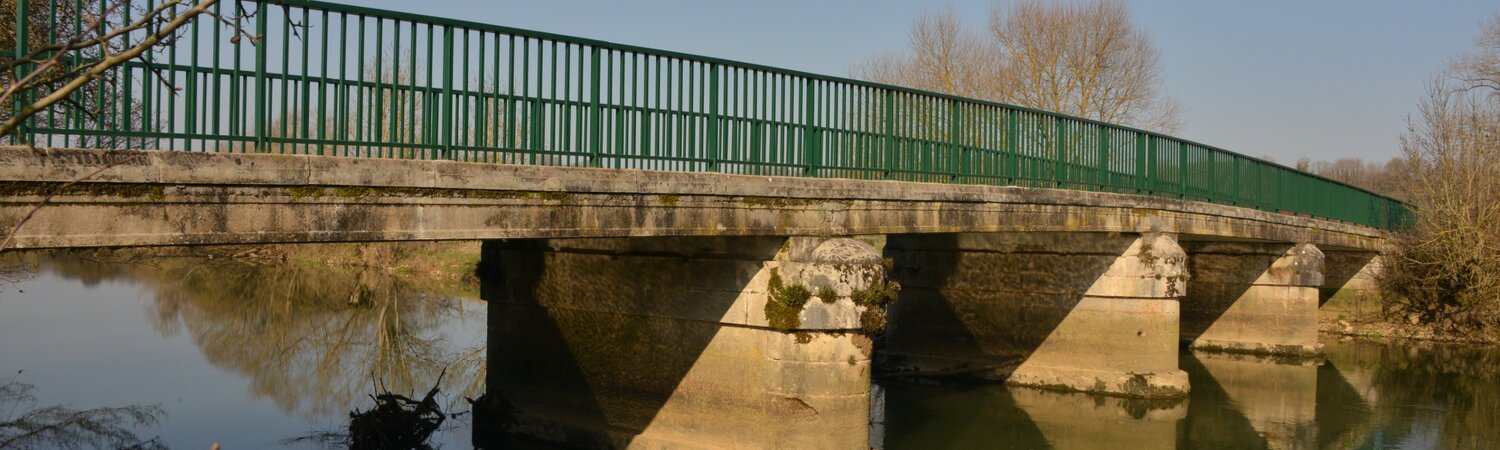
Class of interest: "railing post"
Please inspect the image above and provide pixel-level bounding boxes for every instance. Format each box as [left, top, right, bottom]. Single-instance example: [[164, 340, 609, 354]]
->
[[1053, 118, 1065, 188], [441, 26, 456, 160], [883, 90, 894, 180], [1232, 157, 1241, 205], [707, 63, 719, 171], [1004, 109, 1018, 184], [1208, 152, 1218, 203], [1179, 143, 1189, 199], [1097, 126, 1109, 191], [803, 78, 817, 177], [1135, 132, 1148, 194], [11, 0, 29, 144], [949, 99, 961, 182], [589, 47, 602, 167], [254, 1, 269, 152]]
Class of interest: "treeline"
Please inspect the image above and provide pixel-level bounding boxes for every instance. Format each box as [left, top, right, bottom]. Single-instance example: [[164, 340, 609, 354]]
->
[[1280, 157, 1411, 201]]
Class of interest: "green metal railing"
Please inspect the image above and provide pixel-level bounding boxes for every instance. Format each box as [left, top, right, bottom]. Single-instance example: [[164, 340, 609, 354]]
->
[[9, 0, 1412, 230]]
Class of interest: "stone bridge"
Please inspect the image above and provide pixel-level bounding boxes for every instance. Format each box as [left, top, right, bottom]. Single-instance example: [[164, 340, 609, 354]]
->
[[0, 146, 1384, 448]]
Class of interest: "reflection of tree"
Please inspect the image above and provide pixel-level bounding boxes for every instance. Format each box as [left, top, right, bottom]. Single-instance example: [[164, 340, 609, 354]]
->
[[40, 255, 485, 419], [1332, 339, 1500, 449], [0, 379, 165, 450]]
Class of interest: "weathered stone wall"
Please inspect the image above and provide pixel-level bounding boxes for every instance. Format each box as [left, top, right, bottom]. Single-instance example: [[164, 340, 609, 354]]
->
[[479, 236, 885, 449], [1183, 242, 1324, 356], [1319, 251, 1383, 322], [0, 147, 1391, 250], [883, 232, 1189, 398]]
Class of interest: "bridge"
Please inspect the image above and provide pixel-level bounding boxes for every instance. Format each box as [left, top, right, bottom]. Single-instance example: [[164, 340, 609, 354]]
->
[[3, 0, 1407, 448]]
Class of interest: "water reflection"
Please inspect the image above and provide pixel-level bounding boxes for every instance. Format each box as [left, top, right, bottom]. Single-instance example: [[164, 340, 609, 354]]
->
[[0, 252, 485, 448], [1322, 338, 1500, 450], [37, 254, 486, 417], [0, 378, 167, 449], [883, 339, 1500, 450], [6, 251, 1500, 449]]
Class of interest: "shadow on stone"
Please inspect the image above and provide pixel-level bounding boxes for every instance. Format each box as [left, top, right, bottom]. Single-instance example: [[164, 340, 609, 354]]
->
[[475, 237, 875, 449], [881, 232, 1188, 398]]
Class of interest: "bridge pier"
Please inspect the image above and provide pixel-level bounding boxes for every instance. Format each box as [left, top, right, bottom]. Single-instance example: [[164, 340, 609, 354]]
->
[[1319, 251, 1384, 323], [883, 232, 1190, 398], [476, 236, 885, 449], [1182, 243, 1324, 357]]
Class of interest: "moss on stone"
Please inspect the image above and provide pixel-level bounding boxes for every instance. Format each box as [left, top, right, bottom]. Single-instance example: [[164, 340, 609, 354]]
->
[[657, 194, 679, 207], [816, 286, 838, 304], [765, 268, 812, 331], [0, 181, 165, 200], [740, 196, 819, 208], [536, 192, 572, 205], [1138, 239, 1159, 267], [286, 186, 324, 199], [333, 186, 373, 198], [851, 278, 900, 308]]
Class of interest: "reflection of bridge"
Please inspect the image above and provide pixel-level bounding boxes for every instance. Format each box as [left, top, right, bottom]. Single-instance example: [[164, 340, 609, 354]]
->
[[3, 0, 1404, 448]]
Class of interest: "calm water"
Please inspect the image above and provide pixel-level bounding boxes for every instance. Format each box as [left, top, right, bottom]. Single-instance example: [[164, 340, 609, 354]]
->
[[2, 253, 1497, 449]]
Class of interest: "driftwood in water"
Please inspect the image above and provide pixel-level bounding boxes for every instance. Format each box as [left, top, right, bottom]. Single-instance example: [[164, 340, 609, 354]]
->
[[348, 376, 446, 450]]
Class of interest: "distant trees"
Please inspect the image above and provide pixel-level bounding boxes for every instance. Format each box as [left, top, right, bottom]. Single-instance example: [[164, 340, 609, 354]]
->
[[853, 0, 1181, 133], [1380, 14, 1500, 334], [1295, 157, 1409, 200]]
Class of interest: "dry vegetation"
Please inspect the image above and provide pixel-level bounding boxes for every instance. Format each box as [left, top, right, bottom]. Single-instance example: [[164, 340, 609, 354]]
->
[[1377, 14, 1500, 336]]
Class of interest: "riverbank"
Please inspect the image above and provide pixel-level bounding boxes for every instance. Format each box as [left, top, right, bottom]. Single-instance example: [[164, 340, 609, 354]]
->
[[1320, 317, 1500, 345], [1, 241, 484, 300], [87, 241, 477, 279]]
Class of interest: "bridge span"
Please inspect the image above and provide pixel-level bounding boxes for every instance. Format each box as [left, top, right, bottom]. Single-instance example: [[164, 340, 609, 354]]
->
[[2, 0, 1403, 447], [2, 146, 1385, 448]]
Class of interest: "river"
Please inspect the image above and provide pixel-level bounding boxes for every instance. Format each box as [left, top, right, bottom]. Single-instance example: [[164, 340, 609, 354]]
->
[[0, 253, 1495, 449]]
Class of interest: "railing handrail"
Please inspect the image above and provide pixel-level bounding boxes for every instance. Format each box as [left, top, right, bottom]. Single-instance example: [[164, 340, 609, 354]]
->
[[10, 0, 1413, 230], [270, 0, 1405, 206]]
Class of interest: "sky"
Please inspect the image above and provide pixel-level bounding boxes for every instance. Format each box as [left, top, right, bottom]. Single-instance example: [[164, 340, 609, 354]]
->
[[352, 0, 1499, 164]]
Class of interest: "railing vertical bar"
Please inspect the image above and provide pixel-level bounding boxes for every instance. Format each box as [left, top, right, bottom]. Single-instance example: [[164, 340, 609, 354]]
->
[[441, 25, 454, 159], [253, 1, 268, 152]]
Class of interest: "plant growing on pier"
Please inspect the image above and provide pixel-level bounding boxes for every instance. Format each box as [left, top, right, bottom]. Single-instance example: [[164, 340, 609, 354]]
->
[[765, 268, 812, 331]]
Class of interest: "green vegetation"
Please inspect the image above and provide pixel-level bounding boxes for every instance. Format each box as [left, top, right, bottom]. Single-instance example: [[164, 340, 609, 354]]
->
[[765, 268, 812, 331], [816, 286, 839, 304]]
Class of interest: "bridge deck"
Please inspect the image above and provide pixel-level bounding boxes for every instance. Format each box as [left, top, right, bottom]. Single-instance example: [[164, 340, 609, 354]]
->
[[0, 147, 1387, 250]]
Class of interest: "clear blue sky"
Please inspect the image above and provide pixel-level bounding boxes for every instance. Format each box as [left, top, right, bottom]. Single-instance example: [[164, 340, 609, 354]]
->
[[356, 0, 1498, 163]]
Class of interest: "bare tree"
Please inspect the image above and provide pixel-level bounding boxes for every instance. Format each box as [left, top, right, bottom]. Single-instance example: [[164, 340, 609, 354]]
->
[[1381, 14, 1500, 333], [852, 8, 1006, 102], [990, 0, 1181, 133], [853, 0, 1181, 134], [1303, 156, 1409, 199], [0, 0, 251, 142]]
